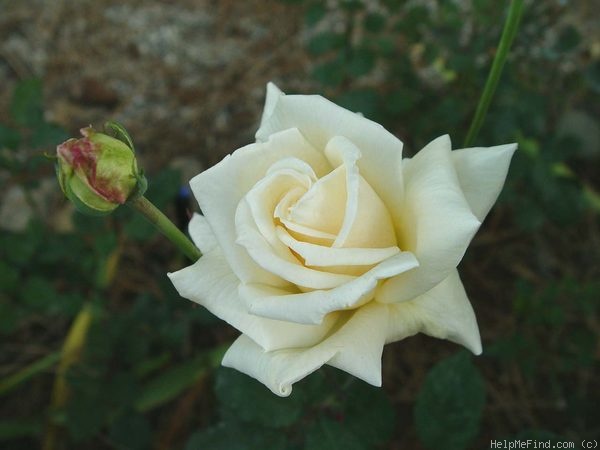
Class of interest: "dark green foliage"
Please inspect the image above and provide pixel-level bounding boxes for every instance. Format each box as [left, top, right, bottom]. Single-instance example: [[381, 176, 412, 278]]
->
[[305, 3, 327, 26], [108, 411, 152, 450], [187, 367, 396, 450], [10, 78, 44, 127], [216, 368, 305, 428], [305, 418, 367, 450], [415, 352, 486, 450], [335, 89, 380, 121], [185, 422, 288, 450], [0, 124, 21, 150], [307, 32, 345, 56]]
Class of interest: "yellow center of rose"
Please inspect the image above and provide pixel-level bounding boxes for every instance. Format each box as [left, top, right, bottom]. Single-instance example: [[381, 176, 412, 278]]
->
[[236, 136, 401, 286]]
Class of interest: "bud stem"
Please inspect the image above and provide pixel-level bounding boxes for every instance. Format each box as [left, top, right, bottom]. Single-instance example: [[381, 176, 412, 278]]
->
[[130, 196, 202, 262]]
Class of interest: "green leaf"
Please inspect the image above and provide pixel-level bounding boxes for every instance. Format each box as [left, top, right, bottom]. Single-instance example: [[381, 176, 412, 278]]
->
[[372, 37, 395, 56], [307, 32, 345, 56], [135, 345, 226, 412], [0, 351, 61, 397], [585, 60, 600, 94], [215, 367, 304, 428], [342, 381, 395, 446], [340, 0, 362, 12], [382, 0, 403, 12], [0, 302, 20, 335], [0, 261, 19, 295], [123, 214, 156, 241], [312, 60, 346, 87], [364, 12, 386, 32], [0, 222, 43, 266], [21, 276, 59, 312], [386, 89, 419, 115], [10, 78, 44, 127], [554, 25, 581, 53], [108, 411, 151, 450], [104, 120, 136, 152], [305, 418, 366, 450], [185, 422, 287, 450], [298, 370, 394, 448], [0, 124, 20, 150], [146, 168, 181, 209], [0, 418, 42, 441], [415, 352, 486, 450], [335, 89, 380, 121], [29, 122, 69, 149], [65, 385, 111, 441], [305, 3, 327, 26], [345, 48, 375, 77]]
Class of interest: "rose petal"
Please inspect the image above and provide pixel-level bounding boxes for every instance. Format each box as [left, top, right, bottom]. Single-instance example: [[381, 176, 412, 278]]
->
[[287, 136, 397, 249], [377, 135, 481, 303], [324, 136, 361, 247], [386, 270, 482, 354], [188, 213, 218, 254], [275, 191, 337, 247], [325, 136, 397, 248], [222, 301, 389, 397], [287, 163, 346, 236], [244, 163, 312, 253], [168, 248, 338, 352], [236, 200, 356, 290], [276, 226, 400, 267], [451, 143, 517, 221], [240, 251, 419, 324], [190, 128, 330, 287], [256, 83, 405, 239]]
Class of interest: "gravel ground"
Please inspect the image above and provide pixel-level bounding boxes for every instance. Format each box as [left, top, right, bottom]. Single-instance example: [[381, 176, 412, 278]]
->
[[0, 0, 312, 170], [0, 0, 319, 230]]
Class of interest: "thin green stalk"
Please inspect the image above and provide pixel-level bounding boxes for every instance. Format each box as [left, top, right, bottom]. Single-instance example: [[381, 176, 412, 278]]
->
[[464, 0, 525, 147], [129, 196, 202, 262], [44, 302, 95, 450], [0, 352, 60, 397]]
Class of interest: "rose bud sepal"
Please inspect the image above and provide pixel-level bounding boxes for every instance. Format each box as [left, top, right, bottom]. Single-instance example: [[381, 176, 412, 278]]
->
[[56, 125, 147, 216]]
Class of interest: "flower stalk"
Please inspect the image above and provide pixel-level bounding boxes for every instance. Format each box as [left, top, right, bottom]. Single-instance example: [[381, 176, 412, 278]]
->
[[464, 0, 525, 147], [43, 303, 95, 450], [129, 195, 202, 262]]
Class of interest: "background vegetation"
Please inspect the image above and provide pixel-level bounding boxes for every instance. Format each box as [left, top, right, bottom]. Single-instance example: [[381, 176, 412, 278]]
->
[[1, 0, 598, 449]]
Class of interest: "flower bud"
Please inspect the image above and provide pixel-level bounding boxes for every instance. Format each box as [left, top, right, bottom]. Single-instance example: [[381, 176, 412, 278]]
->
[[56, 126, 146, 215]]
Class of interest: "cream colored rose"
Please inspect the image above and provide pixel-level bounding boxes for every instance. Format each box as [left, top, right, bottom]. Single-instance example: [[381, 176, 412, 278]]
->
[[168, 83, 516, 397]]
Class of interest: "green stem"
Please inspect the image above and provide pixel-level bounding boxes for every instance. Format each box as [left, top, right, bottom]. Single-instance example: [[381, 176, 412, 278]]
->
[[130, 196, 202, 262], [0, 352, 61, 397], [463, 0, 525, 148]]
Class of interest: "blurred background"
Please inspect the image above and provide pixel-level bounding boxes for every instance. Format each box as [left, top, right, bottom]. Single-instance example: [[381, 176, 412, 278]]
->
[[1, 0, 598, 449]]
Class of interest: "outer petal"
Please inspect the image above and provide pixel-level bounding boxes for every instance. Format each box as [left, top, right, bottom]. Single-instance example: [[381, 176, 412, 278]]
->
[[451, 143, 517, 221], [377, 135, 481, 303], [188, 213, 218, 253], [386, 270, 482, 354], [240, 251, 419, 325], [222, 302, 389, 397], [190, 128, 330, 287], [167, 249, 337, 352], [256, 83, 406, 237]]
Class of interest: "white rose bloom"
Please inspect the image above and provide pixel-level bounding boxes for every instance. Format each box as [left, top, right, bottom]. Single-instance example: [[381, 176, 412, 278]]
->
[[168, 83, 516, 397]]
